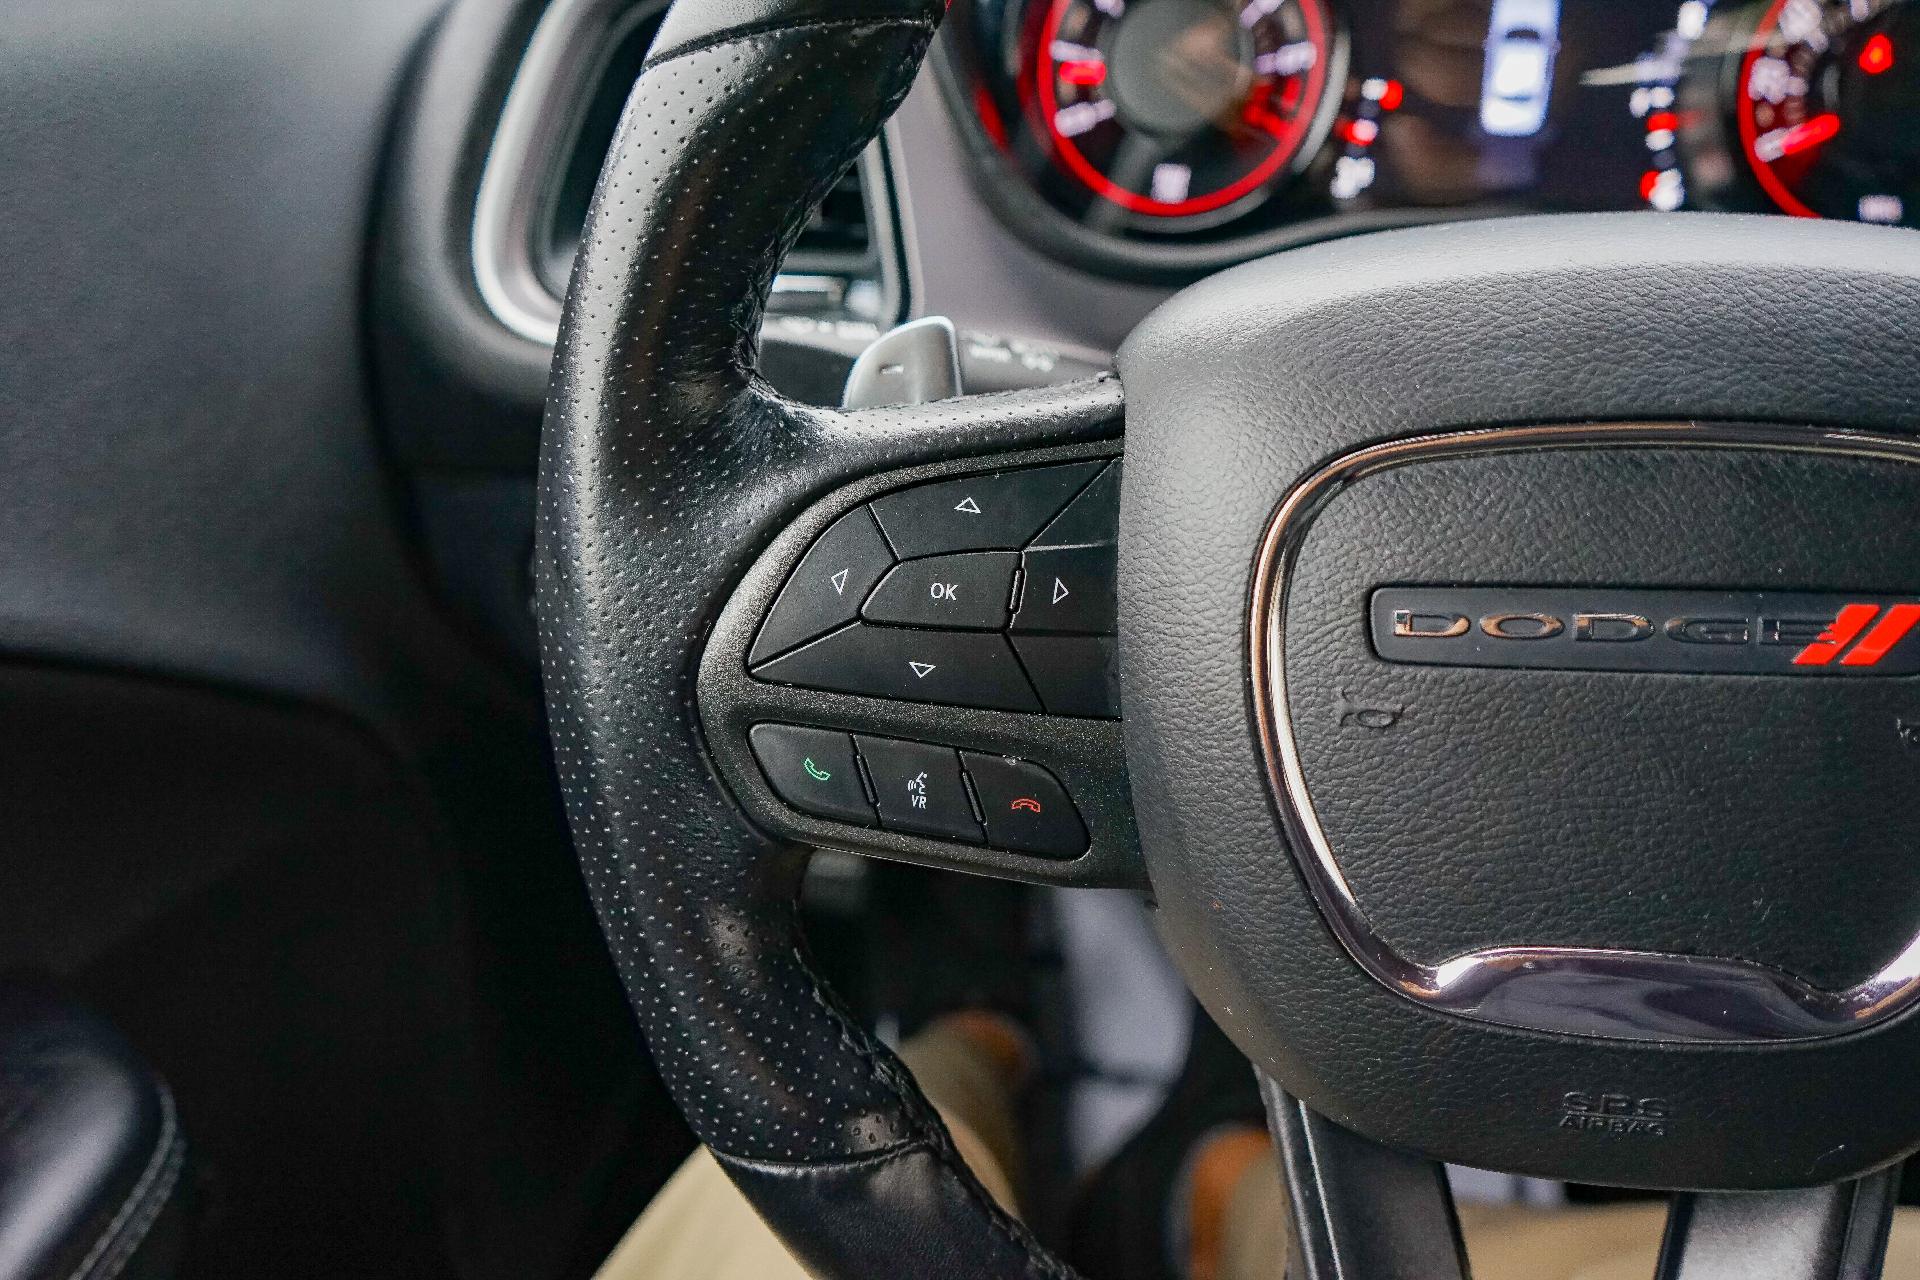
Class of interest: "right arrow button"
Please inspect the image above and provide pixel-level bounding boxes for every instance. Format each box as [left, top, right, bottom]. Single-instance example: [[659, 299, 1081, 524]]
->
[[1013, 544, 1117, 635]]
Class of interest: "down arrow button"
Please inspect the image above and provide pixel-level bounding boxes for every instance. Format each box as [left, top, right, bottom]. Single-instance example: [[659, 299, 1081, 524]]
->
[[751, 626, 1043, 712]]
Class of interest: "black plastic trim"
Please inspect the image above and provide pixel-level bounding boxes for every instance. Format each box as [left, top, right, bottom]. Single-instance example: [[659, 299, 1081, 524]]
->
[[1262, 1073, 1469, 1280], [1657, 1169, 1899, 1280]]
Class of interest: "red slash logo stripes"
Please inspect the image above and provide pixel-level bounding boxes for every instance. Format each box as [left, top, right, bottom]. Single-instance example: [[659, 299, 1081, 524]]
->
[[1373, 588, 1920, 676], [1793, 603, 1920, 668]]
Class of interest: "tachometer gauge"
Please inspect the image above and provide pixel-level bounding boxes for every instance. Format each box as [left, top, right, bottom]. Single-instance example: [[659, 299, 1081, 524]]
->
[[1036, 0, 1341, 226], [1737, 0, 1920, 223]]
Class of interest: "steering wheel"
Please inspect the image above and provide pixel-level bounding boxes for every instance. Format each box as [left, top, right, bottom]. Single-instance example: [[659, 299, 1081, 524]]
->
[[534, 1, 1920, 1275]]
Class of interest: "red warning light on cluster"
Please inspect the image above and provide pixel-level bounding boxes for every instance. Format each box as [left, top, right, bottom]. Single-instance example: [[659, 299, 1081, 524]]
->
[[1058, 59, 1107, 87], [1860, 33, 1895, 75]]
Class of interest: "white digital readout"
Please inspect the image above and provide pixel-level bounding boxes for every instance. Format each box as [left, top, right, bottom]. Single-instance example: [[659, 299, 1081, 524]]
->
[[1481, 0, 1562, 137]]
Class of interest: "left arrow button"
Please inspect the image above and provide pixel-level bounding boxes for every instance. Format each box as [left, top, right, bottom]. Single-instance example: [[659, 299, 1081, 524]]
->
[[749, 506, 895, 665]]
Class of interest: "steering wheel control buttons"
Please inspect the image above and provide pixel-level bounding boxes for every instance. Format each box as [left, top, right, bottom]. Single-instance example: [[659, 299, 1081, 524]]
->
[[747, 725, 875, 827], [1013, 544, 1117, 634], [856, 737, 983, 843], [749, 459, 1122, 717], [1012, 634, 1120, 718], [960, 754, 1088, 857], [752, 625, 1043, 712], [862, 552, 1019, 629], [749, 726, 1092, 858], [1031, 460, 1120, 547], [868, 461, 1104, 559], [748, 506, 894, 665]]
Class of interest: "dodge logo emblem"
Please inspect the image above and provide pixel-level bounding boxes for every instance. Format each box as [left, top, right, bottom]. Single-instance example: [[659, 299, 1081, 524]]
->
[[1371, 588, 1920, 676]]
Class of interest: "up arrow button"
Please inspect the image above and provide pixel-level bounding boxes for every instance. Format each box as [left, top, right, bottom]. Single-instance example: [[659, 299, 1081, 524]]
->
[[868, 462, 1104, 558]]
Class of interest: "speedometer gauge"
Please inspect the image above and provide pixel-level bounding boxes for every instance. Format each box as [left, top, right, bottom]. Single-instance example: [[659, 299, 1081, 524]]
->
[[1036, 0, 1340, 225], [1737, 0, 1920, 224]]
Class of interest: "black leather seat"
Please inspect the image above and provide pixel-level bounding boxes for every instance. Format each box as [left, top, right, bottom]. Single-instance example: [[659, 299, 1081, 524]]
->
[[0, 986, 187, 1280]]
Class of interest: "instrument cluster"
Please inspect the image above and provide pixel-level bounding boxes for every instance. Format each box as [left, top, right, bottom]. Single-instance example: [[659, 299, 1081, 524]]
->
[[939, 0, 1920, 275]]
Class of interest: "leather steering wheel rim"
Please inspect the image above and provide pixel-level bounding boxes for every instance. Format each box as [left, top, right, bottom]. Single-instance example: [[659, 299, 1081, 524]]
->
[[534, 2, 1119, 1273]]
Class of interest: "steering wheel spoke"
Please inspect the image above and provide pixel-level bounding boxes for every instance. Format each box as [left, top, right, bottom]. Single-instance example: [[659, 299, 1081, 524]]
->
[[1658, 1171, 1899, 1280], [1261, 1075, 1471, 1280]]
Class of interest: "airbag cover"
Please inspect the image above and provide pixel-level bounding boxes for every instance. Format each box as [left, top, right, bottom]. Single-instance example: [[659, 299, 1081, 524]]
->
[[1116, 212, 1920, 1188], [1287, 439, 1920, 996]]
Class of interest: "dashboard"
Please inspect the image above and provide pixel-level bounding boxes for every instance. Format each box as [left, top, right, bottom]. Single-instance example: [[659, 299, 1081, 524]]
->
[[941, 0, 1920, 275]]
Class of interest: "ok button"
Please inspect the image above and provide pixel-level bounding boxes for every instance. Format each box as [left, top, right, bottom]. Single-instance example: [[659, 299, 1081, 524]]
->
[[862, 551, 1018, 630]]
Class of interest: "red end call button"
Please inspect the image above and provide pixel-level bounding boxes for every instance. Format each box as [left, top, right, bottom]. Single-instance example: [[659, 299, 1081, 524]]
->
[[960, 753, 1087, 859]]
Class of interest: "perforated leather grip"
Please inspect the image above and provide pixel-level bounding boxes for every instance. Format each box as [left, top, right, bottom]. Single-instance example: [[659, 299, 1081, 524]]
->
[[534, 1, 1112, 1274]]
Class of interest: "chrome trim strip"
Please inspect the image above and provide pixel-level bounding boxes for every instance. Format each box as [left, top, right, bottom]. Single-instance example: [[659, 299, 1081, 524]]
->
[[1248, 422, 1920, 1043], [473, 0, 644, 346], [472, 0, 906, 347]]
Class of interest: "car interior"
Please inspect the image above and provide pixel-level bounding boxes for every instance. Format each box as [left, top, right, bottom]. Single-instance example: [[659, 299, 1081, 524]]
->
[[7, 0, 1920, 1277]]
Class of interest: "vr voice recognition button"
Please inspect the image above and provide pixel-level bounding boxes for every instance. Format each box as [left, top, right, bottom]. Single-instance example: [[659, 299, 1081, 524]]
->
[[855, 736, 984, 843]]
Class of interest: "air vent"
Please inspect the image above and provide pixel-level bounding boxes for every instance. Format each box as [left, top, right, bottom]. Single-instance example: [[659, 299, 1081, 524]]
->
[[475, 0, 900, 347], [800, 172, 872, 259]]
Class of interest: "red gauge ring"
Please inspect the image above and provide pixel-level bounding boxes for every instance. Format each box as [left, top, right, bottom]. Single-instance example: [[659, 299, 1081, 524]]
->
[[1035, 0, 1335, 221], [1735, 0, 1918, 225], [1737, 0, 1825, 218]]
